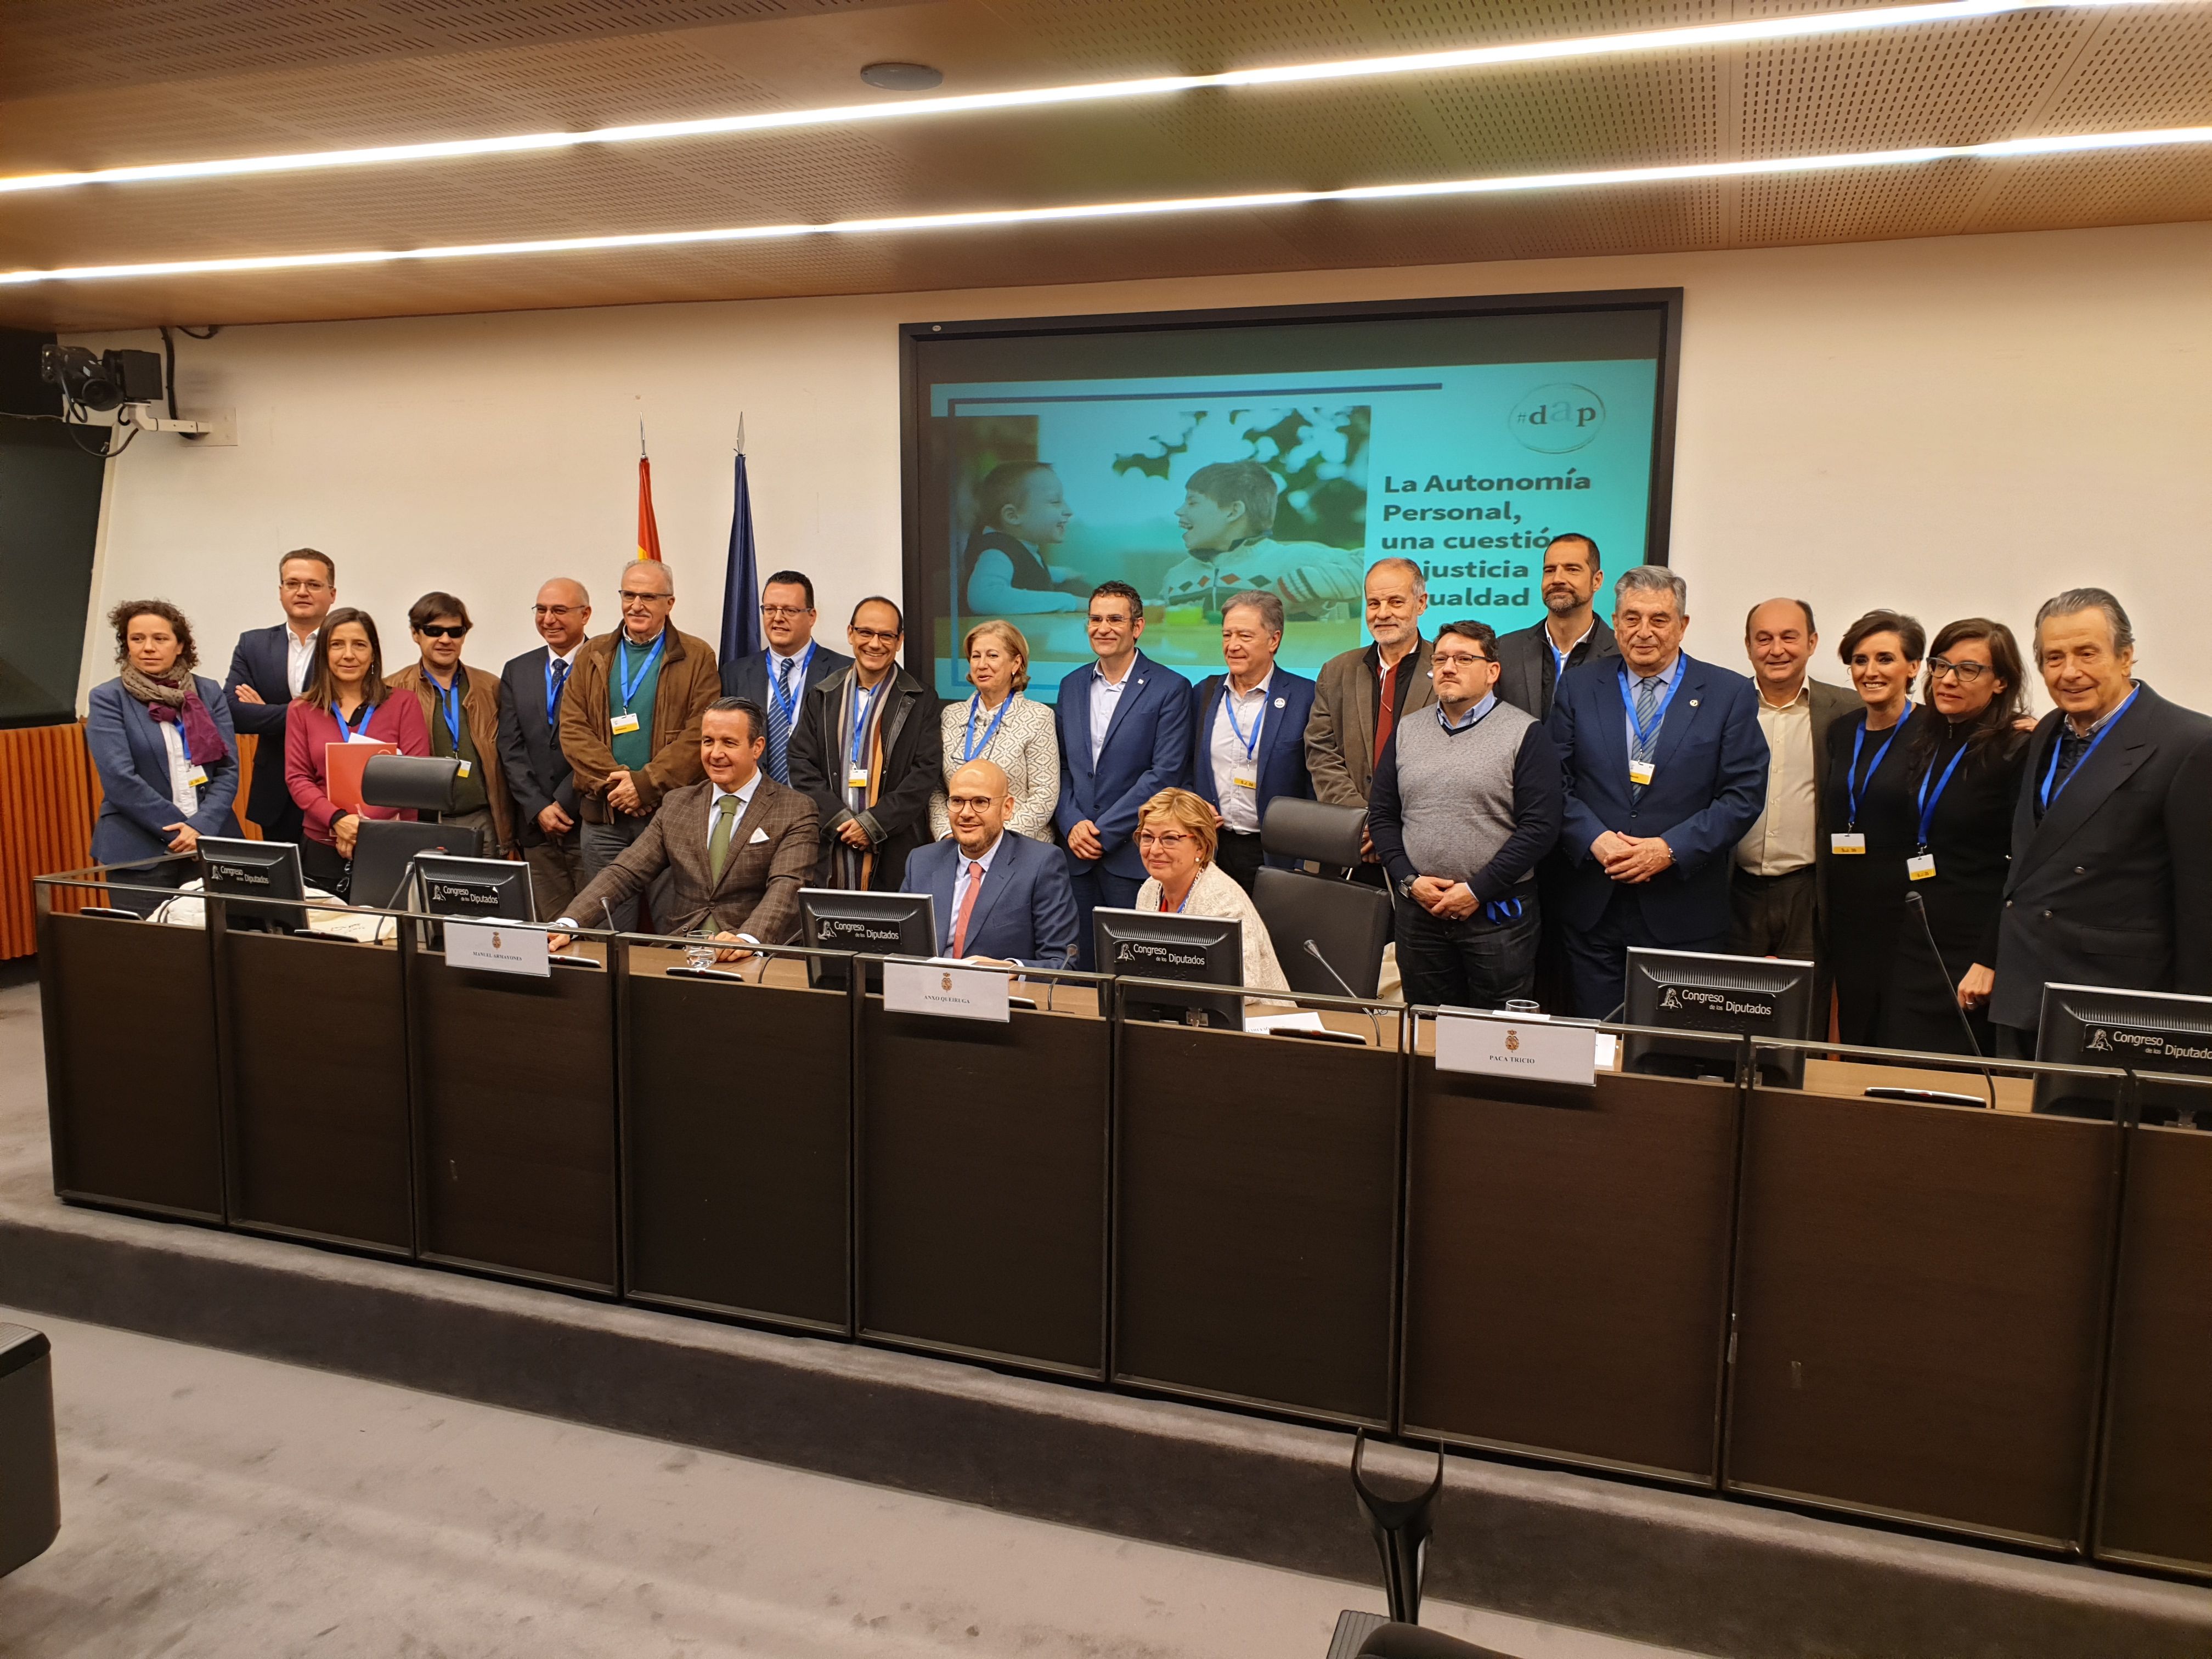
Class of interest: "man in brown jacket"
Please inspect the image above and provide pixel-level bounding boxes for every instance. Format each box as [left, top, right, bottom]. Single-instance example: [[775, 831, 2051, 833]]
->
[[1305, 557, 1437, 877], [558, 559, 720, 928], [551, 697, 819, 950], [388, 590, 516, 858]]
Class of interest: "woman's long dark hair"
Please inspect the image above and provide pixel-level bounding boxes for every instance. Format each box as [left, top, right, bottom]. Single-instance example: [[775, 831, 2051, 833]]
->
[[297, 606, 388, 712], [1912, 617, 2026, 758]]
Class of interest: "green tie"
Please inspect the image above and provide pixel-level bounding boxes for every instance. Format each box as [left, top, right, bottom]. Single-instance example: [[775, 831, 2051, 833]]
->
[[708, 793, 741, 883]]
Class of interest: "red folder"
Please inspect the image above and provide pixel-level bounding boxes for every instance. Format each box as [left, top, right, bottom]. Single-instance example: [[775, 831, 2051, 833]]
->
[[325, 740, 398, 812]]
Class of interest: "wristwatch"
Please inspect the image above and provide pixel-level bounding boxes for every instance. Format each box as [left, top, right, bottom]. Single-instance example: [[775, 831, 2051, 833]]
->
[[1395, 873, 1419, 901]]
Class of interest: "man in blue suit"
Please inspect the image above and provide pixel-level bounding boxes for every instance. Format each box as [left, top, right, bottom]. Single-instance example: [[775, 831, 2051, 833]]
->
[[1548, 565, 1769, 1018], [719, 569, 852, 786], [907, 760, 1080, 969], [222, 548, 336, 843], [1187, 591, 1316, 892], [1056, 579, 1194, 967]]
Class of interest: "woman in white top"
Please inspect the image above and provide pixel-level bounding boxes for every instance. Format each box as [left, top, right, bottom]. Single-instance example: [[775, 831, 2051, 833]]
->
[[1132, 787, 1290, 996], [929, 619, 1060, 843]]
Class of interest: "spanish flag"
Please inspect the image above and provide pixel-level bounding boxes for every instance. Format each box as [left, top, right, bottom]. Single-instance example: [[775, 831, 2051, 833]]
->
[[636, 455, 663, 562]]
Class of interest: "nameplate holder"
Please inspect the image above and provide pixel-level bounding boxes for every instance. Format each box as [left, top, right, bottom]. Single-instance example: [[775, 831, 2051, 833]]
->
[[883, 958, 1010, 1024], [1434, 1008, 1598, 1087], [445, 920, 550, 978]]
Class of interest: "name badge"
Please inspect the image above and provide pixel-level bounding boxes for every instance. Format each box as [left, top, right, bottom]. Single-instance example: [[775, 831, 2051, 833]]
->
[[186, 768, 209, 787], [1231, 772, 1259, 793], [1906, 852, 1937, 880], [1831, 832, 1866, 855], [455, 759, 472, 779], [609, 711, 641, 735], [845, 765, 871, 791], [1628, 759, 1655, 787], [346, 731, 381, 744]]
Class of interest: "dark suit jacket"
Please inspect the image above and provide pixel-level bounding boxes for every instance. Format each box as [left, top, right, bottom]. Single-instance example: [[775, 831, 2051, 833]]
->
[[1053, 651, 1194, 881], [1991, 683, 2212, 1030], [1802, 676, 1865, 941], [223, 622, 309, 828], [1495, 614, 1618, 720], [907, 830, 1080, 969], [86, 675, 242, 865], [1188, 668, 1316, 868], [1548, 651, 1769, 943], [496, 645, 583, 848], [721, 640, 853, 712], [564, 775, 819, 940], [787, 664, 943, 891]]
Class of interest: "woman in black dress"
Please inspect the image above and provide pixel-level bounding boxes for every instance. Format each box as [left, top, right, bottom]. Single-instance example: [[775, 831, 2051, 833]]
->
[[1822, 610, 1925, 1047], [1875, 619, 2032, 1057]]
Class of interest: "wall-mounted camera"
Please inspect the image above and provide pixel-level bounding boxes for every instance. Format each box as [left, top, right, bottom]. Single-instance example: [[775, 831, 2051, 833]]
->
[[38, 343, 224, 439]]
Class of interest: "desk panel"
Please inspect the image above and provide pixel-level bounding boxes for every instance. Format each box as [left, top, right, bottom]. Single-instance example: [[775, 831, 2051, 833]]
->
[[410, 954, 617, 1292], [38, 911, 223, 1220], [1402, 1067, 1735, 1483], [1728, 1088, 2117, 1547], [1115, 1022, 1399, 1424], [860, 1000, 1109, 1375], [624, 968, 850, 1332], [224, 932, 410, 1255], [2095, 1121, 2212, 1577]]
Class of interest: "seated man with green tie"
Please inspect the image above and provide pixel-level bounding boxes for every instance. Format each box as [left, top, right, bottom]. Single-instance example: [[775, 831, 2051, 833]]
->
[[551, 696, 819, 956]]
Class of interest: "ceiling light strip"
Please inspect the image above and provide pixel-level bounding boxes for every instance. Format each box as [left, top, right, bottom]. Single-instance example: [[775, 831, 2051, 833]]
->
[[0, 0, 2187, 198], [5, 125, 2207, 288]]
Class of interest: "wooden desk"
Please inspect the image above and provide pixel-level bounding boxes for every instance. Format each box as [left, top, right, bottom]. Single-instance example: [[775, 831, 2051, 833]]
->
[[1802, 1057, 2034, 1114]]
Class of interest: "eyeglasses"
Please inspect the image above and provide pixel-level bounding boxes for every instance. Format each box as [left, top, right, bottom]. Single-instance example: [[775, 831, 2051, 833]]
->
[[850, 627, 900, 645], [533, 603, 582, 618], [416, 623, 469, 639], [1928, 656, 1991, 683], [1431, 651, 1492, 669], [280, 578, 330, 594], [1136, 830, 1194, 851], [759, 603, 811, 619]]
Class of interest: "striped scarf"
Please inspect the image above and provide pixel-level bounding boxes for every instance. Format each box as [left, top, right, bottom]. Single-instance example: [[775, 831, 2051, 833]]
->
[[830, 672, 894, 889]]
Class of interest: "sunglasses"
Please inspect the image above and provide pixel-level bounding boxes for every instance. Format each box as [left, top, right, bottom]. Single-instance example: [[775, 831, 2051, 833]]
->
[[416, 623, 470, 639]]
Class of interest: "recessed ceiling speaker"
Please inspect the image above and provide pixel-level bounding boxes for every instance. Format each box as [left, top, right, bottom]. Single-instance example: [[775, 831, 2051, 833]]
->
[[860, 62, 943, 92]]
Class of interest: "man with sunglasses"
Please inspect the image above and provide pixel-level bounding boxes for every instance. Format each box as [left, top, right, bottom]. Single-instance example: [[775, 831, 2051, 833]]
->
[[389, 591, 515, 863], [719, 569, 851, 786], [558, 560, 722, 929]]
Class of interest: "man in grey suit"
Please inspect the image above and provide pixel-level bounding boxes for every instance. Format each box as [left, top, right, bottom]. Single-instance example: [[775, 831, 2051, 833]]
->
[[1732, 597, 1860, 983], [550, 696, 819, 955], [719, 569, 853, 786], [1493, 532, 1618, 720], [496, 577, 593, 920]]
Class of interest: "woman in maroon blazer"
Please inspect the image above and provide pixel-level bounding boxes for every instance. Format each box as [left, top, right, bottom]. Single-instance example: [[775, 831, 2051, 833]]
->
[[285, 607, 429, 896]]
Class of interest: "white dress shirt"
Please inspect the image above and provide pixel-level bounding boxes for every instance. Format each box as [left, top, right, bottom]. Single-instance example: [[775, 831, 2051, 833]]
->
[[1209, 670, 1274, 833], [706, 770, 762, 839], [286, 626, 320, 697], [945, 828, 1007, 956], [1737, 681, 1818, 875], [157, 719, 200, 816], [1089, 658, 1134, 765]]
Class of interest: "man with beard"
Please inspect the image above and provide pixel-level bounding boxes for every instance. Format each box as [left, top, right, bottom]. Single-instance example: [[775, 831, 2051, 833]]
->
[[1494, 532, 1618, 719]]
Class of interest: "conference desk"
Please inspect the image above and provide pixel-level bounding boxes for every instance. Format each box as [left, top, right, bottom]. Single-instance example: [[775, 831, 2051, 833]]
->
[[30, 876, 2212, 1579]]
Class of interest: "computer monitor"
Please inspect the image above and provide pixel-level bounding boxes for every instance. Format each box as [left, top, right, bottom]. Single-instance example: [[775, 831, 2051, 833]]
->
[[800, 888, 938, 991], [351, 820, 479, 914], [414, 854, 535, 923], [1093, 907, 1244, 1032], [2033, 983, 2212, 1127], [197, 837, 305, 934], [1621, 947, 1815, 1087]]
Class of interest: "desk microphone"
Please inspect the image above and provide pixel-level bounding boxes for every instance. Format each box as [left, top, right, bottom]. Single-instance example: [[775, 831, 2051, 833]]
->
[[1904, 889, 1996, 1110], [1301, 939, 1383, 1048]]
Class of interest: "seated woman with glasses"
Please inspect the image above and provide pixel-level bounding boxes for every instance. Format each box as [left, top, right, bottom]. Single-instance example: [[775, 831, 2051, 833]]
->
[[1130, 787, 1290, 995]]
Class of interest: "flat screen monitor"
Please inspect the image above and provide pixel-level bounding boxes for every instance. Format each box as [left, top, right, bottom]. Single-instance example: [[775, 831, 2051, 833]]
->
[[351, 820, 480, 914], [800, 888, 938, 991], [1093, 907, 1244, 1032], [197, 836, 304, 933], [2033, 983, 2212, 1127], [1621, 947, 1815, 1087], [415, 854, 534, 924]]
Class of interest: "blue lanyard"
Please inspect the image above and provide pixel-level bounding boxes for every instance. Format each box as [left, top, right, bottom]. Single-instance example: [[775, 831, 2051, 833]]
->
[[849, 681, 878, 771], [2039, 686, 2138, 811], [1220, 683, 1265, 759], [1846, 709, 1909, 830], [616, 633, 665, 710], [334, 700, 376, 742], [432, 677, 463, 749], [770, 644, 814, 725], [961, 691, 1013, 763], [1617, 664, 1682, 753], [1915, 735, 1970, 850], [544, 656, 569, 728]]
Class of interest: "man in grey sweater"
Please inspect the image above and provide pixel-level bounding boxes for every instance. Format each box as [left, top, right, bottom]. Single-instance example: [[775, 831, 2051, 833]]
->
[[1366, 619, 1566, 1009]]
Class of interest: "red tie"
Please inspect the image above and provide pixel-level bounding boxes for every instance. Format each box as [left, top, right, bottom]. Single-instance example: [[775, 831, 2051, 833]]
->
[[1374, 657, 1400, 760], [951, 860, 984, 957]]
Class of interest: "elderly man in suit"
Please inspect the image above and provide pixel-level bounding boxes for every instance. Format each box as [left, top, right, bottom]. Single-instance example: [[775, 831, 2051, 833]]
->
[[550, 697, 818, 955], [720, 568, 853, 786], [222, 546, 336, 843], [1188, 591, 1317, 892], [1306, 557, 1436, 881], [1055, 580, 1194, 967], [1494, 532, 1618, 720], [497, 577, 593, 920], [909, 760, 1079, 969], [1548, 565, 1769, 1019], [1993, 588, 2212, 1056]]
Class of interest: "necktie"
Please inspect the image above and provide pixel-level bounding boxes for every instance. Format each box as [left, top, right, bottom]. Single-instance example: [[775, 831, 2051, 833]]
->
[[549, 658, 569, 721], [951, 860, 984, 957], [708, 793, 740, 883], [766, 657, 794, 783], [1374, 658, 1400, 760], [1632, 675, 1661, 795]]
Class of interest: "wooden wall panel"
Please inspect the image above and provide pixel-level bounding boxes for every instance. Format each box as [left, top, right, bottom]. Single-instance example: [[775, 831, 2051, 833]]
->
[[1, 721, 98, 959]]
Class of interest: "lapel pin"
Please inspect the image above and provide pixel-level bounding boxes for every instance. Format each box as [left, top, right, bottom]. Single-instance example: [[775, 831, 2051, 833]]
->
[[1273, 697, 1285, 708], [1690, 698, 1700, 707]]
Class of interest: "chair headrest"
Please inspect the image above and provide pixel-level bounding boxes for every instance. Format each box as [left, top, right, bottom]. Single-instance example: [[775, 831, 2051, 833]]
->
[[1260, 797, 1365, 866], [360, 753, 461, 812]]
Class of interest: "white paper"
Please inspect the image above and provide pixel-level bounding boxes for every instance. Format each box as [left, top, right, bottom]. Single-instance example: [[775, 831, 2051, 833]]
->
[[882, 957, 1010, 1023], [1434, 1008, 1597, 1086], [1246, 1011, 1328, 1036], [445, 919, 550, 978]]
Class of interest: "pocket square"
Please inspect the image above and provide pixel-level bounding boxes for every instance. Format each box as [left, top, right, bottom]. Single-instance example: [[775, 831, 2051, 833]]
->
[[747, 826, 770, 844]]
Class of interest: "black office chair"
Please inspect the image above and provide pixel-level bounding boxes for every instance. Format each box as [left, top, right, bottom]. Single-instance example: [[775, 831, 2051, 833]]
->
[[354, 754, 469, 910], [0, 1324, 59, 1579], [1252, 798, 1393, 1000]]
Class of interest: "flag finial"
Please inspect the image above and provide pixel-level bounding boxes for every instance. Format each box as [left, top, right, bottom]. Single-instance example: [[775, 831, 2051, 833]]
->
[[734, 413, 746, 456], [639, 418, 647, 459]]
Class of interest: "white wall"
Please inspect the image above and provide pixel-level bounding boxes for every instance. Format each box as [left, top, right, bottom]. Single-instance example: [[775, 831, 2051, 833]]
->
[[74, 218, 2212, 712]]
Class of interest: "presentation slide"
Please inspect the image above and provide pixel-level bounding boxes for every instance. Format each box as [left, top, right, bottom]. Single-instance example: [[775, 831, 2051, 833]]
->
[[904, 297, 1677, 704]]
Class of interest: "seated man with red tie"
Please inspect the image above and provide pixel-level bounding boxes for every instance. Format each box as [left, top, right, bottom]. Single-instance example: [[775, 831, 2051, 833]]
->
[[906, 759, 1079, 969]]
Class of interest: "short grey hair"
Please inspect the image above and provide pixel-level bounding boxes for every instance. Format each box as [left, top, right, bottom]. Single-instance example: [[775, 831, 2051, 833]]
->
[[1366, 556, 1427, 596], [2035, 587, 2133, 655], [618, 560, 674, 596], [1614, 563, 1686, 613], [1222, 590, 1285, 633]]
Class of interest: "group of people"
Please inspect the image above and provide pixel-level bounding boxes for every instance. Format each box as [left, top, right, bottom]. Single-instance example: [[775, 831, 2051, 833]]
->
[[86, 533, 2212, 1057]]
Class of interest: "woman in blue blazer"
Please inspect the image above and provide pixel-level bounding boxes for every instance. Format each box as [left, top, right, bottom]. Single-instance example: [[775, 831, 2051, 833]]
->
[[87, 599, 242, 887]]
